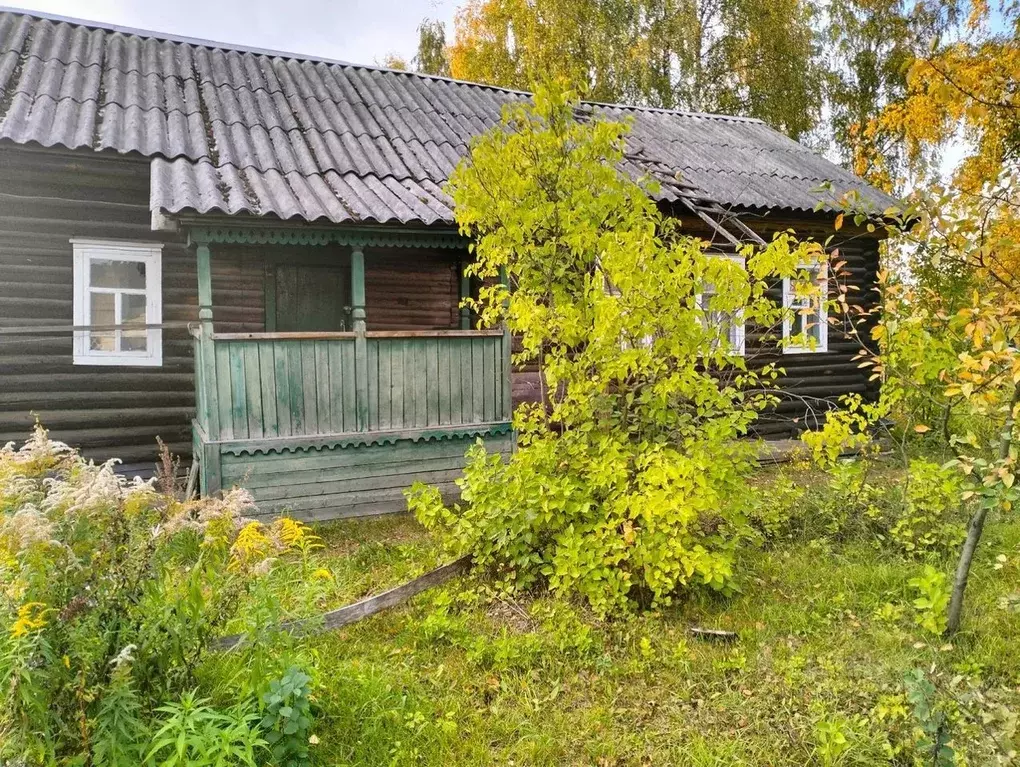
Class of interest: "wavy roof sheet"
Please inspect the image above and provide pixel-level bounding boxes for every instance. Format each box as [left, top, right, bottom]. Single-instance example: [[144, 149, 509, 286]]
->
[[0, 8, 899, 225]]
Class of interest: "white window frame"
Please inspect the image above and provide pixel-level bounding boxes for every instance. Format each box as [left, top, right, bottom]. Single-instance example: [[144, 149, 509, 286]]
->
[[782, 261, 828, 354], [697, 253, 746, 356], [71, 239, 163, 367]]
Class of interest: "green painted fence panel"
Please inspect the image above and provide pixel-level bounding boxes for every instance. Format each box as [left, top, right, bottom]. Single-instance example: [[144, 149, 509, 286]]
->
[[482, 336, 494, 422], [341, 341, 357, 432], [367, 340, 379, 432], [203, 334, 509, 442], [273, 343, 291, 436], [315, 341, 331, 436], [300, 342, 318, 434], [258, 343, 278, 439], [287, 343, 305, 436], [214, 342, 234, 439], [377, 342, 392, 431], [243, 343, 264, 440]]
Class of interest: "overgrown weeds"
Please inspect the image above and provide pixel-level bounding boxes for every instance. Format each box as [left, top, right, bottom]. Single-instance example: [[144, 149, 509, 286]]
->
[[0, 426, 325, 765]]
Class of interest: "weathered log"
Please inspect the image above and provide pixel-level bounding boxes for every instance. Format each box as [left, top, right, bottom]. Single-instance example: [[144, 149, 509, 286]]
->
[[215, 554, 472, 650]]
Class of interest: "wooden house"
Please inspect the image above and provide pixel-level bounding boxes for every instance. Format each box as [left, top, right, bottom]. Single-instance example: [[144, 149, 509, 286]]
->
[[0, 9, 899, 519]]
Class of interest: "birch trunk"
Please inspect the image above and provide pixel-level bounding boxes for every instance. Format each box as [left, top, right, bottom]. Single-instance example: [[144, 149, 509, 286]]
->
[[945, 384, 1020, 636]]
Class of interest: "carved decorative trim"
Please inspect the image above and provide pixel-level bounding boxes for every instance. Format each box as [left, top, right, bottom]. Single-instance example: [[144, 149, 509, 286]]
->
[[212, 422, 513, 457], [188, 224, 467, 250]]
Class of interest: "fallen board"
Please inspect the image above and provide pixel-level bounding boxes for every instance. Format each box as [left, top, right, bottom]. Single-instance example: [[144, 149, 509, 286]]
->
[[215, 554, 472, 650]]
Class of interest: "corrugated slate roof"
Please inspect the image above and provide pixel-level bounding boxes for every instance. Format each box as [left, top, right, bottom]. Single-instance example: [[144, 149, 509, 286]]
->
[[0, 7, 899, 226]]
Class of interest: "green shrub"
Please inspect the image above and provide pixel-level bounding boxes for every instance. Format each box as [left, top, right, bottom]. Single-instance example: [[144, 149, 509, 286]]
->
[[0, 426, 315, 763], [261, 666, 315, 767], [407, 84, 826, 616], [789, 456, 966, 558], [146, 691, 264, 767], [908, 565, 950, 636], [889, 459, 966, 557], [747, 470, 807, 542]]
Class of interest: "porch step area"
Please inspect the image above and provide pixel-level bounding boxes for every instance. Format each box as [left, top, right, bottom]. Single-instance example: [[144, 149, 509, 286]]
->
[[218, 427, 513, 521]]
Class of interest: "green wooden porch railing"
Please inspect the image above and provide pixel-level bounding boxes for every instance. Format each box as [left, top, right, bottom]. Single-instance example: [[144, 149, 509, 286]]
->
[[193, 330, 512, 443]]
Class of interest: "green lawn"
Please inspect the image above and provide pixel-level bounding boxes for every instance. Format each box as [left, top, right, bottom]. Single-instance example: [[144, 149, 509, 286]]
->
[[269, 509, 1020, 765]]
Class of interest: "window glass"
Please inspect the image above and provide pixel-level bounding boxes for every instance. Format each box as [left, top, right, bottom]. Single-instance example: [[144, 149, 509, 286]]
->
[[699, 256, 745, 355], [784, 264, 827, 353], [121, 331, 148, 352], [90, 259, 146, 290], [121, 293, 147, 326]]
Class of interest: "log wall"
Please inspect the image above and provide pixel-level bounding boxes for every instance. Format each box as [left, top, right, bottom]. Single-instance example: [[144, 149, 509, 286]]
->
[[0, 144, 193, 469]]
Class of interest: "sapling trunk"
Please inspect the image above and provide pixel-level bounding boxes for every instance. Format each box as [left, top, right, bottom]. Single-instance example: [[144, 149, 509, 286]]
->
[[945, 385, 1020, 636]]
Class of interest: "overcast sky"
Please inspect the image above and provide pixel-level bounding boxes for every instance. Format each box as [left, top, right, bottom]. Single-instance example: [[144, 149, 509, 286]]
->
[[11, 0, 457, 67]]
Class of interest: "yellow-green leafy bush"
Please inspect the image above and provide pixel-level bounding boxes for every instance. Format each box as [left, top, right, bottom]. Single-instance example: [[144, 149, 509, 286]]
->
[[409, 84, 827, 615]]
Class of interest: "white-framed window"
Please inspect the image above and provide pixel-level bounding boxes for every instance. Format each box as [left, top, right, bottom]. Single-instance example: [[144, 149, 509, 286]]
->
[[698, 254, 746, 356], [71, 239, 163, 366], [783, 261, 828, 354]]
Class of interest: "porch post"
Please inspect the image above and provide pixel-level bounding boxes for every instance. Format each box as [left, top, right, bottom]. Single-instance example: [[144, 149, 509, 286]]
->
[[499, 266, 512, 421], [195, 241, 222, 493], [351, 246, 369, 431], [459, 262, 471, 330]]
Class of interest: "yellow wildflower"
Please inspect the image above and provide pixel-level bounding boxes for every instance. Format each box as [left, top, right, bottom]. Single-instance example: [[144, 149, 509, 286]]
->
[[202, 512, 235, 551], [10, 601, 48, 638], [229, 521, 272, 570], [311, 568, 334, 581], [274, 518, 322, 554]]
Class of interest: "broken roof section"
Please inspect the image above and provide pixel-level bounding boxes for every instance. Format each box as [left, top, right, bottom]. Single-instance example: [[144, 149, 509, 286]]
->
[[0, 8, 900, 226]]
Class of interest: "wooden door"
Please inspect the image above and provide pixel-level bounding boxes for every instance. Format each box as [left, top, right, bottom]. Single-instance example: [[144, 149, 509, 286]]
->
[[267, 263, 350, 332]]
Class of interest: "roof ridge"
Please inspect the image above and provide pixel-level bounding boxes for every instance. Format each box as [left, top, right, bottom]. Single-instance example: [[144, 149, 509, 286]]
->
[[0, 6, 533, 97], [590, 102, 766, 124], [0, 5, 766, 124]]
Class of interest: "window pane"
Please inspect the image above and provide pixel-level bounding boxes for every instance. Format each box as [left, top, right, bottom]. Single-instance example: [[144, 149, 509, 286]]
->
[[121, 331, 148, 352], [90, 292, 115, 327], [811, 316, 825, 343], [89, 333, 115, 351], [791, 308, 808, 339], [90, 258, 146, 290], [121, 293, 147, 327]]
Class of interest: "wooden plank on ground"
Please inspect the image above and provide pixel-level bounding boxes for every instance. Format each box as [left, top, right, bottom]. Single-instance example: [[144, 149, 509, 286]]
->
[[216, 555, 472, 650]]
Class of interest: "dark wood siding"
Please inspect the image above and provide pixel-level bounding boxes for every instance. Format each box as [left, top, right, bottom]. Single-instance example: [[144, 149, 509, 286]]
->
[[740, 217, 881, 438], [0, 145, 263, 470], [365, 249, 461, 330]]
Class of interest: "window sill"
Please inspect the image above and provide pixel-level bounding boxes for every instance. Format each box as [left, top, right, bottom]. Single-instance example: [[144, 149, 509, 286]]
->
[[73, 354, 163, 367]]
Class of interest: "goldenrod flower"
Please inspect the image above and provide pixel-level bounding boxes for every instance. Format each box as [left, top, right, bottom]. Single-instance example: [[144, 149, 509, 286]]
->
[[229, 521, 272, 570], [10, 601, 48, 638], [273, 518, 323, 554]]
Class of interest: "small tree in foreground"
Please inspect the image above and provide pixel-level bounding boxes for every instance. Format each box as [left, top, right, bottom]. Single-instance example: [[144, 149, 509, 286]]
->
[[816, 174, 1020, 636], [407, 84, 827, 615]]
